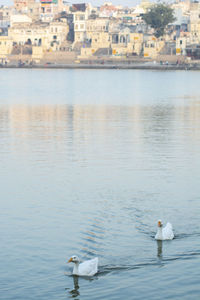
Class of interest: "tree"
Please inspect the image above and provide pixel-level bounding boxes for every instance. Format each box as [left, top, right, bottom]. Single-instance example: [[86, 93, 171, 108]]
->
[[142, 3, 176, 38]]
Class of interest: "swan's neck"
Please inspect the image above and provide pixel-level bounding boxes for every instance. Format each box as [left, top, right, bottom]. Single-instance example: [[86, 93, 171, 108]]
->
[[156, 227, 163, 240], [73, 262, 79, 275]]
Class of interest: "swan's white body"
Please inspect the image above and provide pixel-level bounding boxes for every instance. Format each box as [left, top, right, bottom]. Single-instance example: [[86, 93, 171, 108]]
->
[[155, 221, 174, 240], [68, 256, 98, 276]]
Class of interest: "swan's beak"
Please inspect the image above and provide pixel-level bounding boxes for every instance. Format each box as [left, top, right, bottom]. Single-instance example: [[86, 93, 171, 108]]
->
[[158, 221, 162, 227], [68, 257, 73, 263]]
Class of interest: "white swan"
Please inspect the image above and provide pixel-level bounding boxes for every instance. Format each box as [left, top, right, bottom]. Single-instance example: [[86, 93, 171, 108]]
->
[[155, 220, 174, 240], [68, 255, 98, 276]]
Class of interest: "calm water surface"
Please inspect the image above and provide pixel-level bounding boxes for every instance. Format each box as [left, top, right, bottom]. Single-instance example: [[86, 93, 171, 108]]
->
[[0, 69, 200, 300]]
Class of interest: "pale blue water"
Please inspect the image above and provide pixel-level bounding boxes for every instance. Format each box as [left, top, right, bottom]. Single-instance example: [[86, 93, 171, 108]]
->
[[0, 69, 200, 300]]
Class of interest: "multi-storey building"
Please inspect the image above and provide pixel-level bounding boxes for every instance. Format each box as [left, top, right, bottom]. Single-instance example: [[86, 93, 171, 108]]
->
[[14, 0, 35, 12], [0, 6, 10, 33], [8, 20, 69, 50], [189, 2, 200, 43], [86, 18, 110, 48], [73, 11, 88, 43], [0, 36, 13, 60]]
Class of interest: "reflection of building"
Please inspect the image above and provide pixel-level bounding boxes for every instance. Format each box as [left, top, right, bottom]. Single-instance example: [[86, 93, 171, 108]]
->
[[9, 105, 69, 140], [8, 105, 71, 158], [7, 104, 142, 148], [3, 101, 200, 167]]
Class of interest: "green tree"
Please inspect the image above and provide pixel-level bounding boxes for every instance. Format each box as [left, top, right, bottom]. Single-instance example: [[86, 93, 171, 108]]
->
[[142, 3, 176, 38]]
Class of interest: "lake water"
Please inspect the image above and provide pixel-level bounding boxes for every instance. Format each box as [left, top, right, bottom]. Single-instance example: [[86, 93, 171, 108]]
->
[[0, 69, 200, 300]]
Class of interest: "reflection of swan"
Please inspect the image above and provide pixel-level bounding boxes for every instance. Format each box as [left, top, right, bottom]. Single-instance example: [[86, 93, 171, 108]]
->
[[155, 220, 174, 240], [157, 240, 163, 258], [68, 276, 80, 298], [68, 255, 98, 276]]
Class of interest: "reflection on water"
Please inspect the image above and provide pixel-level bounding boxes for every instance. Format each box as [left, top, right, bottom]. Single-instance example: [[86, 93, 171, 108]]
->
[[67, 275, 97, 299], [157, 240, 163, 259], [0, 102, 199, 182], [69, 276, 80, 299], [0, 102, 200, 148], [80, 216, 106, 258], [1, 70, 200, 300]]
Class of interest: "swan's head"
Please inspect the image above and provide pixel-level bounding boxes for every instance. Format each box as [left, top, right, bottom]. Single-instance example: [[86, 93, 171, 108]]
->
[[68, 255, 80, 263], [157, 220, 163, 227]]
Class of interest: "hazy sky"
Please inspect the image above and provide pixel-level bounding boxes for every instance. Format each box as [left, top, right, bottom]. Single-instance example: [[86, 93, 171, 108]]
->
[[2, 0, 146, 8]]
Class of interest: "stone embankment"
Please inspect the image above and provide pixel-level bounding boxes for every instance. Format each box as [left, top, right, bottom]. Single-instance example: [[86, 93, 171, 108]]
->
[[1, 53, 200, 70]]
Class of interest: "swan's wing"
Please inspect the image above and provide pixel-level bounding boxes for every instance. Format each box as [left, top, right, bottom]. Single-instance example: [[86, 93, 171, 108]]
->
[[163, 222, 174, 240], [79, 258, 98, 276]]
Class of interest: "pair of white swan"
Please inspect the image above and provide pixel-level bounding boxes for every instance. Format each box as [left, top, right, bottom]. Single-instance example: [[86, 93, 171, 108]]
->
[[68, 220, 174, 276]]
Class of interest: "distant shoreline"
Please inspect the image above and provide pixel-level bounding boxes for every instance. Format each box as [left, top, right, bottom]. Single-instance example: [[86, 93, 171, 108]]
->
[[0, 63, 199, 70]]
